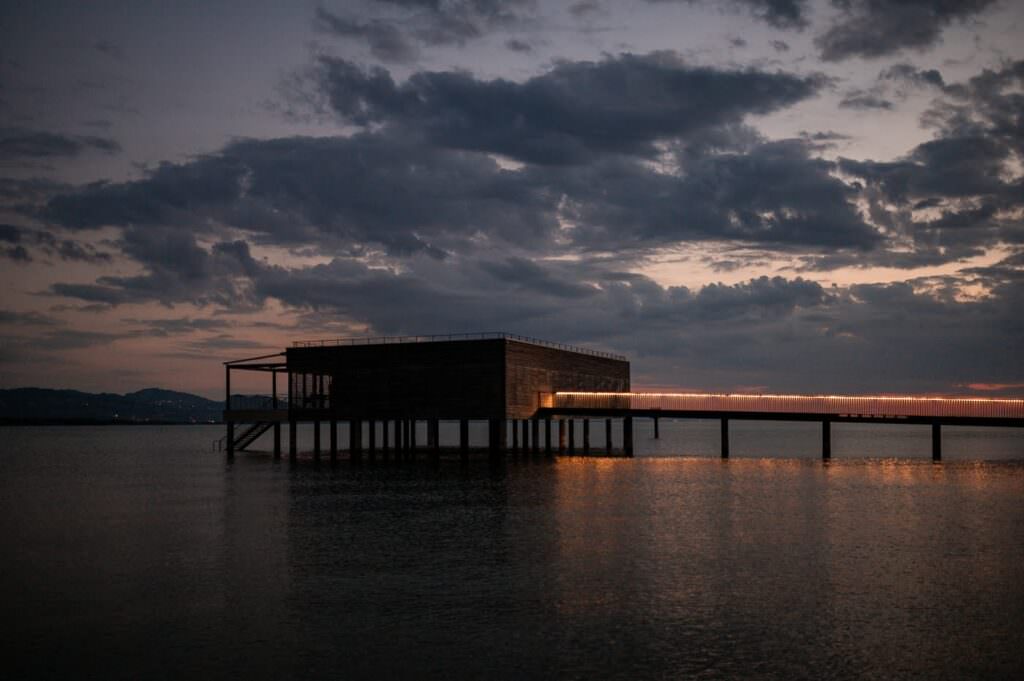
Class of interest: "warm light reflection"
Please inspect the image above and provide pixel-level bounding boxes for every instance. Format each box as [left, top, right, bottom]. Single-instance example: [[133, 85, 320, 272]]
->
[[552, 392, 1024, 419]]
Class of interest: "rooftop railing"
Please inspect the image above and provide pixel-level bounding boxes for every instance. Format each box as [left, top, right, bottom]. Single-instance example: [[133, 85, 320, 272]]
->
[[292, 332, 627, 361]]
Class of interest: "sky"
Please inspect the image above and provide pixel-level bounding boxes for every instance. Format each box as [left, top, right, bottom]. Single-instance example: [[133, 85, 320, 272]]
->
[[1, 0, 1022, 398]]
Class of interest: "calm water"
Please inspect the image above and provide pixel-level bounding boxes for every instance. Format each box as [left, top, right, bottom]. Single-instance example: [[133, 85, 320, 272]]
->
[[2, 424, 1023, 679]]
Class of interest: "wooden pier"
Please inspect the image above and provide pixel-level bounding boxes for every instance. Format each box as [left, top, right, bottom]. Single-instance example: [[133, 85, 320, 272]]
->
[[220, 334, 1024, 461]]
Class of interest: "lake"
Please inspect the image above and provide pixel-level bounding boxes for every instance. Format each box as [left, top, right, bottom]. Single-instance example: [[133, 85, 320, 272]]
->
[[2, 423, 1023, 679]]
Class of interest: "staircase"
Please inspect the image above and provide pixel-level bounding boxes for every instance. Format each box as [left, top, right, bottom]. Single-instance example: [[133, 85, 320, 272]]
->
[[213, 421, 274, 452]]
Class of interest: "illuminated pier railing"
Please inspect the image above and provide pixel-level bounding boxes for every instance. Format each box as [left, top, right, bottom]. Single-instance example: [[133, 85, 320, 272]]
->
[[551, 392, 1024, 420]]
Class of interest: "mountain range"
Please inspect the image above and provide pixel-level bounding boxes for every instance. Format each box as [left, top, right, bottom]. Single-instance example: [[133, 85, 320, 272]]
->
[[0, 388, 230, 424]]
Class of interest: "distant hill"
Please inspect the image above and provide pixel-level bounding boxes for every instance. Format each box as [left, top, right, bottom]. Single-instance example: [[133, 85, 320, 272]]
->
[[0, 387, 227, 424]]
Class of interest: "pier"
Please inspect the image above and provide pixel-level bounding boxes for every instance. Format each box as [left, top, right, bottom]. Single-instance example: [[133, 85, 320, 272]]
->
[[221, 333, 1024, 461]]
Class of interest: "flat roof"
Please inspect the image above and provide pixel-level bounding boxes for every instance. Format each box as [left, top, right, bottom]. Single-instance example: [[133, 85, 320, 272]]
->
[[290, 332, 627, 362]]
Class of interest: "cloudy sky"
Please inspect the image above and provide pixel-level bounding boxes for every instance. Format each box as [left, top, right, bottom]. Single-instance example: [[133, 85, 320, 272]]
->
[[1, 0, 1022, 398]]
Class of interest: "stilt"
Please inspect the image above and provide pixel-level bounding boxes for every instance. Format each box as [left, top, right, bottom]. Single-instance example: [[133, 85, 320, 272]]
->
[[582, 418, 590, 455], [350, 419, 362, 461], [288, 419, 297, 461], [430, 418, 440, 459], [545, 418, 552, 455], [568, 419, 576, 454], [460, 418, 469, 461], [932, 422, 941, 461], [368, 420, 377, 462], [409, 419, 417, 459], [605, 418, 612, 454], [488, 417, 507, 456], [330, 419, 337, 463], [654, 416, 660, 439], [522, 420, 529, 453], [623, 417, 634, 457], [272, 372, 280, 460], [512, 418, 519, 452], [313, 420, 321, 461], [531, 419, 539, 454], [822, 419, 831, 460], [558, 419, 566, 454], [382, 419, 389, 455], [721, 418, 729, 459], [225, 366, 233, 459]]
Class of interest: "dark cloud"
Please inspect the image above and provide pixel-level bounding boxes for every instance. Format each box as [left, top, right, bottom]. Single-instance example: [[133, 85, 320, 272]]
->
[[836, 62, 1024, 264], [0, 128, 121, 160], [729, 37, 748, 48], [838, 92, 894, 110], [816, 0, 998, 62], [2, 245, 31, 262], [504, 38, 532, 52], [568, 0, 602, 18], [42, 133, 559, 257], [119, 316, 233, 336], [32, 230, 113, 264], [310, 52, 826, 164], [645, 1, 808, 30], [879, 63, 945, 89], [314, 8, 419, 63], [41, 129, 879, 266], [771, 39, 790, 52], [555, 139, 881, 252], [0, 224, 23, 243], [314, 1, 535, 60]]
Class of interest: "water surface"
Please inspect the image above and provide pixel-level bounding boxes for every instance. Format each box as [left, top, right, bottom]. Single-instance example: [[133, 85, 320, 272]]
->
[[2, 425, 1023, 679]]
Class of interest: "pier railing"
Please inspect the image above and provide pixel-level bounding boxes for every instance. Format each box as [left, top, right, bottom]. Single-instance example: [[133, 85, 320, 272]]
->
[[551, 392, 1024, 420], [292, 332, 627, 361]]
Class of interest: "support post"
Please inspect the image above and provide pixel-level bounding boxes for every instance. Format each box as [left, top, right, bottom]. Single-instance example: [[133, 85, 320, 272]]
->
[[822, 419, 831, 460], [512, 418, 519, 452], [330, 419, 337, 463], [313, 420, 321, 461], [272, 372, 280, 460], [932, 422, 941, 461], [225, 366, 233, 459], [287, 369, 296, 461], [623, 417, 634, 457], [430, 418, 440, 459], [369, 420, 377, 460], [382, 420, 389, 458], [568, 419, 576, 454], [558, 419, 566, 454], [605, 418, 613, 454], [488, 418, 506, 456], [545, 418, 552, 455], [288, 419, 296, 461], [531, 419, 539, 454], [721, 418, 729, 459], [460, 419, 469, 460], [654, 416, 660, 439], [350, 419, 362, 461], [582, 418, 590, 455], [410, 419, 417, 458]]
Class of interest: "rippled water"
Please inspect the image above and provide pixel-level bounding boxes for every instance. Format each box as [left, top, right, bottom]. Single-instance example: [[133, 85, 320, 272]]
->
[[3, 425, 1023, 679]]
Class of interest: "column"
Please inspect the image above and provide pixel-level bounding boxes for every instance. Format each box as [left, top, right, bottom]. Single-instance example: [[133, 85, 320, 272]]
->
[[313, 420, 321, 461], [582, 418, 590, 455], [932, 422, 941, 461], [330, 419, 338, 463], [605, 418, 612, 454], [721, 418, 730, 459], [822, 419, 831, 460], [623, 416, 634, 457], [558, 419, 566, 454]]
